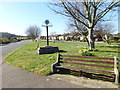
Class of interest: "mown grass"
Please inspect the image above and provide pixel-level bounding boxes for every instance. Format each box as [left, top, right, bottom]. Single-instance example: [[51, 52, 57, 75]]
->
[[5, 41, 119, 76]]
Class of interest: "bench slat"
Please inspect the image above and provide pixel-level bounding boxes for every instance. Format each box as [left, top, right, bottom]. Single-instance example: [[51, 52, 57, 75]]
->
[[60, 55, 114, 60], [60, 61, 114, 68], [55, 65, 115, 76], [61, 58, 114, 64]]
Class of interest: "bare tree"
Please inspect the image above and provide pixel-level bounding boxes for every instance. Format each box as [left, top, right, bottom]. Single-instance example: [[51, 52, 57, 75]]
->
[[65, 18, 78, 33], [49, 0, 119, 50], [94, 21, 116, 44], [66, 18, 89, 45], [25, 25, 41, 39], [94, 21, 116, 34]]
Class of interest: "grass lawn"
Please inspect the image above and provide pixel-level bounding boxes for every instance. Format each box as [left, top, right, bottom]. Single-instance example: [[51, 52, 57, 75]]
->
[[5, 41, 120, 76]]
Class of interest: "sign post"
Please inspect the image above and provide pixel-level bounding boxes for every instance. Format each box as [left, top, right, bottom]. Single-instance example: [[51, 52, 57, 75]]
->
[[38, 19, 58, 55], [46, 26, 49, 46], [42, 20, 52, 46]]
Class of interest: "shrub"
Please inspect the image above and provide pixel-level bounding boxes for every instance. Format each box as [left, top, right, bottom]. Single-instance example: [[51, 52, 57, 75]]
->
[[81, 51, 95, 56], [79, 48, 95, 56], [111, 39, 120, 43], [79, 39, 86, 42], [11, 37, 17, 40], [1, 38, 10, 44]]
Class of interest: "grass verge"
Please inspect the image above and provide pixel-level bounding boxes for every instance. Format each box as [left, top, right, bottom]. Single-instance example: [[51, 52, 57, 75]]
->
[[5, 41, 119, 76]]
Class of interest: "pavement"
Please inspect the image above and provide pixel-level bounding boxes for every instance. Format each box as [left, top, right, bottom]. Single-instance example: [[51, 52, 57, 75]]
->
[[1, 40, 85, 88]]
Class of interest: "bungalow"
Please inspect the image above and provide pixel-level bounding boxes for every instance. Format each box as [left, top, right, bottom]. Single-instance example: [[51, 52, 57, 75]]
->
[[94, 35, 103, 41], [48, 32, 89, 41], [58, 35, 65, 40], [50, 35, 57, 40], [34, 37, 41, 42], [49, 34, 61, 40], [40, 36, 46, 40], [64, 33, 81, 41], [112, 33, 120, 41]]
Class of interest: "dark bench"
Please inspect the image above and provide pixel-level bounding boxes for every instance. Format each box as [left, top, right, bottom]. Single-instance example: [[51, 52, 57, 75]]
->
[[51, 54, 119, 83]]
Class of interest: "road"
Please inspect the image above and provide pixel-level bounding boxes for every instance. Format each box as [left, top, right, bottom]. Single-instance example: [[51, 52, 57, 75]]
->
[[41, 40, 120, 44], [41, 40, 87, 43], [1, 40, 85, 88]]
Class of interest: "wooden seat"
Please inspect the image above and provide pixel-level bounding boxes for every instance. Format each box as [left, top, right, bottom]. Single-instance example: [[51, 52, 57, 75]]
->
[[55, 65, 115, 76], [51, 54, 119, 83]]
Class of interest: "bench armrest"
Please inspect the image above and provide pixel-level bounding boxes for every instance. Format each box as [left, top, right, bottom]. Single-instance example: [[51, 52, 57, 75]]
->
[[52, 62, 60, 67], [51, 62, 61, 73]]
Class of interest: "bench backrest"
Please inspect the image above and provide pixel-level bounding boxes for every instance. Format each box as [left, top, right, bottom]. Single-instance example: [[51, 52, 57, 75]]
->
[[57, 54, 118, 71]]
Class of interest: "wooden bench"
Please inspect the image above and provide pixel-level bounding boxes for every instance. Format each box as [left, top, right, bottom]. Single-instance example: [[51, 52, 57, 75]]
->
[[51, 54, 119, 83]]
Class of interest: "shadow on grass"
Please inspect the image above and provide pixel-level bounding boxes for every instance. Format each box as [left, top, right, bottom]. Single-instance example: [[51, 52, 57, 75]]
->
[[58, 50, 67, 53], [51, 68, 115, 82], [98, 50, 120, 53], [90, 49, 120, 53], [39, 50, 67, 55], [98, 45, 120, 49]]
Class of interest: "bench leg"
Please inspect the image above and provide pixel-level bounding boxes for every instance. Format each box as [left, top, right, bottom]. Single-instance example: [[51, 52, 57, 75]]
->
[[52, 66, 57, 73], [115, 72, 119, 84], [79, 70, 82, 76]]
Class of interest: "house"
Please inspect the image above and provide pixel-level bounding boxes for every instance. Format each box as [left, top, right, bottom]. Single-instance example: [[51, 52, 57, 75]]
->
[[50, 35, 57, 40], [112, 33, 120, 41], [93, 30, 104, 41], [48, 32, 94, 41], [58, 35, 65, 40], [40, 36, 46, 40], [35, 37, 40, 42], [49, 34, 61, 40], [64, 33, 81, 41], [54, 32, 85, 41]]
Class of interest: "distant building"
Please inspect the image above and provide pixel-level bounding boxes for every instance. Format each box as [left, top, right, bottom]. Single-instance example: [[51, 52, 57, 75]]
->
[[40, 36, 46, 40]]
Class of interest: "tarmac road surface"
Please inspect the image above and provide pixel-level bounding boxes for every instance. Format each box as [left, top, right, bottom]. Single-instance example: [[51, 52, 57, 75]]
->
[[1, 40, 85, 88]]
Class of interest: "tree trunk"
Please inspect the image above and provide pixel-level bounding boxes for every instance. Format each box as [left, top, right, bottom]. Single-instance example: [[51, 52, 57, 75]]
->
[[87, 28, 95, 51], [85, 37, 90, 46]]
